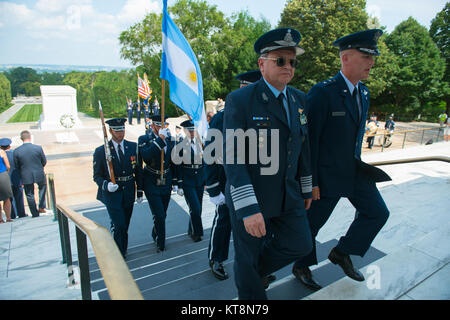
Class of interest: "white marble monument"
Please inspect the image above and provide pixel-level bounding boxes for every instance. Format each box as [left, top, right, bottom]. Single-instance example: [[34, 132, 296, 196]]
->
[[39, 85, 82, 131]]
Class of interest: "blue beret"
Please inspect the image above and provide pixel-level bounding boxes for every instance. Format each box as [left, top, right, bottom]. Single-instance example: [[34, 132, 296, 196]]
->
[[180, 119, 195, 130], [0, 138, 12, 147], [105, 118, 126, 131], [235, 70, 262, 84], [254, 28, 304, 56], [150, 115, 168, 126], [333, 29, 383, 56]]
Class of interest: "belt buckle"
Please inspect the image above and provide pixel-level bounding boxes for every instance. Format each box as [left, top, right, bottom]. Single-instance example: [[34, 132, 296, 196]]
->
[[156, 176, 166, 186]]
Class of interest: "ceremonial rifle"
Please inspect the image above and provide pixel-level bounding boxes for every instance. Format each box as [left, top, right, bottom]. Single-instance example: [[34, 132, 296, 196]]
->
[[98, 100, 116, 184]]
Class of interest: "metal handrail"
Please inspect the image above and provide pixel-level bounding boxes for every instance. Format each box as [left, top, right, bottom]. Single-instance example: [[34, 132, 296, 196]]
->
[[368, 156, 450, 166], [55, 200, 143, 300]]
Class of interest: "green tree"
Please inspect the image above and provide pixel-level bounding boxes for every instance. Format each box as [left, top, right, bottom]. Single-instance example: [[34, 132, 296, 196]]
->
[[41, 72, 65, 85], [279, 0, 369, 92], [63, 71, 96, 115], [429, 2, 450, 113], [0, 73, 12, 113], [5, 67, 41, 97], [384, 17, 445, 115]]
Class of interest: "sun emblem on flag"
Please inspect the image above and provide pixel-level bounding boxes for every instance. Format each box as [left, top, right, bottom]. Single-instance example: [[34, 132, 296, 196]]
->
[[188, 69, 197, 84]]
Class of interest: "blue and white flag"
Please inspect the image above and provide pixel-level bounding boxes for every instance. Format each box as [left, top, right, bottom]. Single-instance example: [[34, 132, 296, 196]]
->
[[160, 0, 208, 139]]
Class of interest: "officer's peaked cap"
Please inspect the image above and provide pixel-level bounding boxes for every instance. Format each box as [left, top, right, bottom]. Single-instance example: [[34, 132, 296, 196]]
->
[[106, 118, 126, 131], [151, 115, 168, 126], [254, 28, 305, 56], [180, 119, 195, 130], [333, 29, 383, 56], [235, 70, 262, 85]]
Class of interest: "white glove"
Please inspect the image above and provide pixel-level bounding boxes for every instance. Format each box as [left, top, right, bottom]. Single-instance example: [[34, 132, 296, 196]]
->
[[107, 182, 119, 192], [136, 197, 144, 204], [159, 128, 170, 139], [210, 192, 226, 206], [177, 188, 184, 196], [172, 185, 178, 193]]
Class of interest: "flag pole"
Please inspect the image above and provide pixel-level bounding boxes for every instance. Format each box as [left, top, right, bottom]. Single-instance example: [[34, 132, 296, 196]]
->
[[159, 79, 166, 185]]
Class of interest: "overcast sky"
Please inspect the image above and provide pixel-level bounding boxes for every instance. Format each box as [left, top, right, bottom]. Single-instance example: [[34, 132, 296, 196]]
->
[[0, 0, 447, 68]]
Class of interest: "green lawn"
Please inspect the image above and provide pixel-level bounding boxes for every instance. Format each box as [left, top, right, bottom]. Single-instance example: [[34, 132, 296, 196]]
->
[[7, 104, 43, 123]]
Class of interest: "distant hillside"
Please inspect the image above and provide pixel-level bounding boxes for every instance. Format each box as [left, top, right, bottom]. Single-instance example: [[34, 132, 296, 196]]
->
[[0, 64, 131, 74]]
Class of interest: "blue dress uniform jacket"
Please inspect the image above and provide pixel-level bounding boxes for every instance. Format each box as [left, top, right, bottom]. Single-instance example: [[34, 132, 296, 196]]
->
[[224, 79, 313, 220], [93, 139, 142, 257], [223, 78, 314, 300], [138, 131, 177, 250], [306, 72, 390, 197]]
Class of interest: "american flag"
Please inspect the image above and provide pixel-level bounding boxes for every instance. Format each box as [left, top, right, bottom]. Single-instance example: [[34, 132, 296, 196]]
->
[[138, 73, 152, 99]]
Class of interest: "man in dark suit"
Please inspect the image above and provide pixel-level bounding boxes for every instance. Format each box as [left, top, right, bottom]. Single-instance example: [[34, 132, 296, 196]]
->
[[205, 70, 261, 281], [176, 119, 206, 243], [93, 118, 143, 258], [0, 138, 26, 219], [138, 114, 177, 252], [13, 131, 47, 218], [223, 28, 314, 300], [127, 99, 133, 125], [291, 29, 391, 291]]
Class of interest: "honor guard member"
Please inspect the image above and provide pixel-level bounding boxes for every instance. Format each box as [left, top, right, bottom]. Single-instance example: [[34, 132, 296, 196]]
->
[[291, 29, 391, 291], [223, 28, 314, 300], [127, 99, 133, 125], [175, 125, 184, 143], [138, 114, 177, 252], [205, 70, 262, 281], [176, 119, 205, 242], [93, 118, 143, 258], [135, 99, 142, 125]]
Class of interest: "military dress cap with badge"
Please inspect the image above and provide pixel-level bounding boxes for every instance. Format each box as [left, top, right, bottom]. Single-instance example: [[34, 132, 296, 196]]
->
[[254, 27, 305, 55], [151, 114, 169, 127], [332, 28, 383, 56], [223, 27, 314, 299], [106, 118, 127, 131], [180, 119, 195, 131]]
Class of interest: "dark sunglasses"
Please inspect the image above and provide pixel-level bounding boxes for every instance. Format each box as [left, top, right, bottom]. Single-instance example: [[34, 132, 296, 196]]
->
[[261, 56, 298, 68]]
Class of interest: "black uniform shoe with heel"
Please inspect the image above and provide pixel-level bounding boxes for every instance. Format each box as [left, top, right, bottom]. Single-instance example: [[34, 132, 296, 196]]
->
[[292, 265, 322, 291], [328, 247, 365, 281], [209, 260, 229, 280]]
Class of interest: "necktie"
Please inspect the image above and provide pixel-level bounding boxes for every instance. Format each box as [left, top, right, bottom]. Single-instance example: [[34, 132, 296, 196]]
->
[[352, 88, 361, 120], [118, 144, 125, 167], [277, 93, 289, 126]]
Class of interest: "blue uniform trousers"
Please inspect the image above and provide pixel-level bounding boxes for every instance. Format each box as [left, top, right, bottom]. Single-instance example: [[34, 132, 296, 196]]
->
[[105, 193, 133, 258], [229, 209, 313, 300], [136, 110, 141, 124], [208, 203, 231, 263], [184, 186, 204, 237], [293, 175, 389, 269], [146, 192, 171, 249], [127, 109, 133, 125]]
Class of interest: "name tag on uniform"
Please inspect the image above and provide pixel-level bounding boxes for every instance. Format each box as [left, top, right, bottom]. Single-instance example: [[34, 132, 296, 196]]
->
[[332, 111, 346, 117]]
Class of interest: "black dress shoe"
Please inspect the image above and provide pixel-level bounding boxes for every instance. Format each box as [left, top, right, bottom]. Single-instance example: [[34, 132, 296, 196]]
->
[[191, 235, 202, 242], [261, 274, 276, 289], [292, 265, 322, 291], [328, 247, 365, 282], [209, 260, 228, 280], [156, 246, 165, 253]]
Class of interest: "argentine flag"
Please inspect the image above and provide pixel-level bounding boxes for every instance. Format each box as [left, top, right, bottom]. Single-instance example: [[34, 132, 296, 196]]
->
[[160, 0, 208, 139]]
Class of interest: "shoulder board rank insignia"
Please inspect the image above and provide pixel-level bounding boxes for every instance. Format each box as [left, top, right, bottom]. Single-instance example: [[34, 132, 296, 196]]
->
[[299, 108, 307, 125]]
